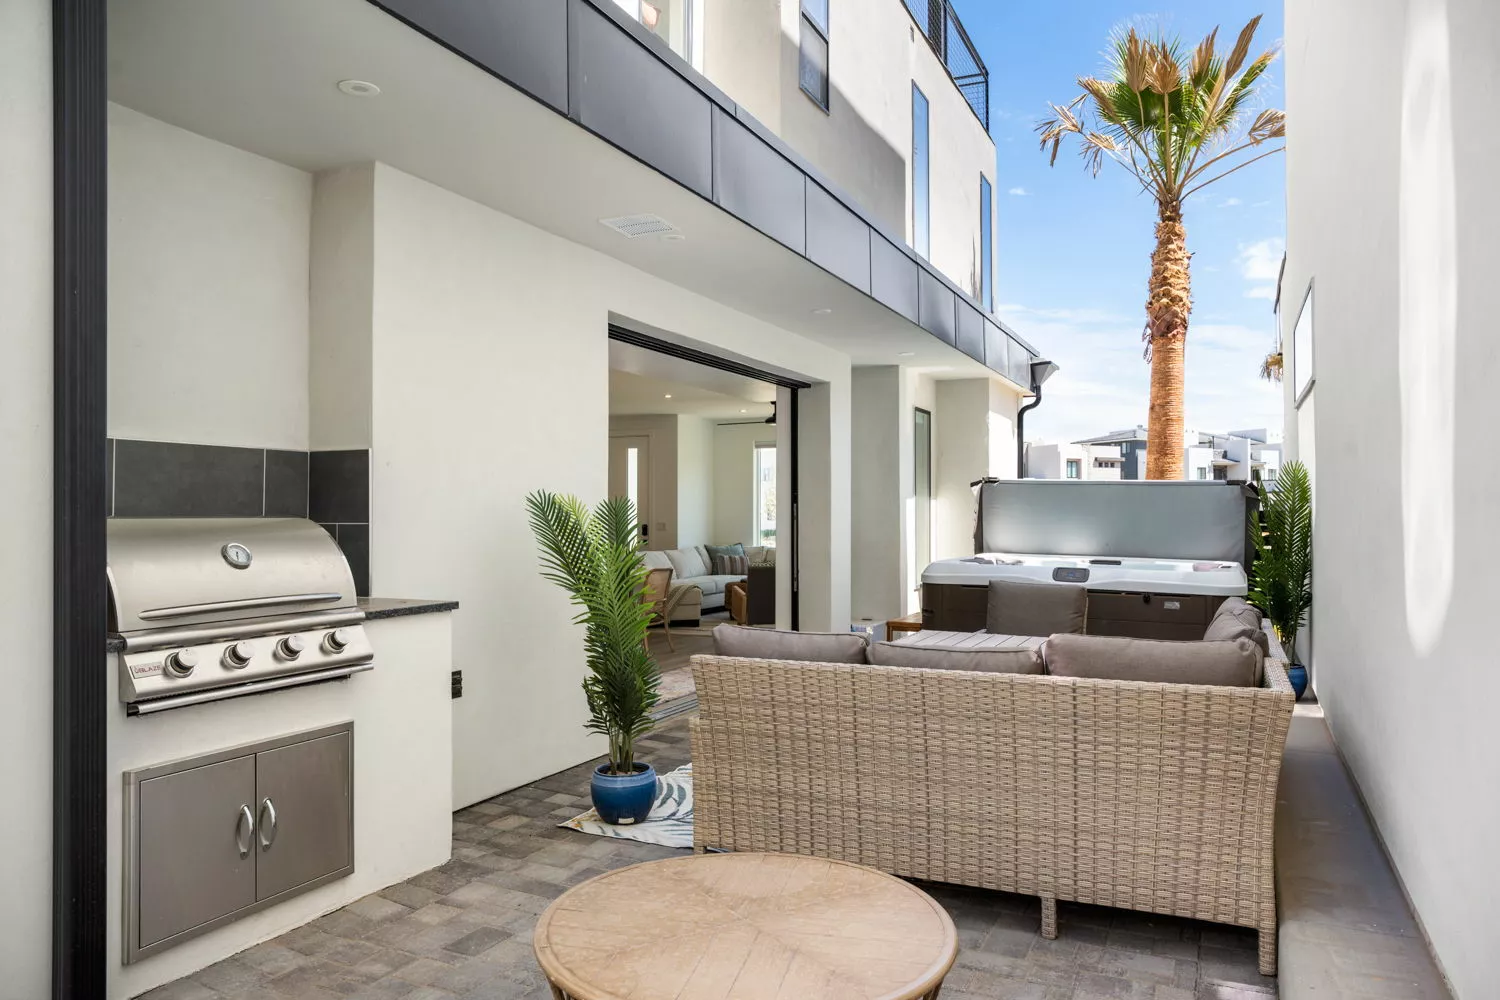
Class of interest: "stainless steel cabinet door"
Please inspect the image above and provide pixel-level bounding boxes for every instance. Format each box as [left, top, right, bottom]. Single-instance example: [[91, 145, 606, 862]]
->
[[137, 755, 257, 948], [255, 731, 353, 900]]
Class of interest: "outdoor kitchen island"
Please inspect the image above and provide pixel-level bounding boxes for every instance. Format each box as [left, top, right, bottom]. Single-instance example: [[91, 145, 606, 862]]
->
[[105, 589, 458, 998]]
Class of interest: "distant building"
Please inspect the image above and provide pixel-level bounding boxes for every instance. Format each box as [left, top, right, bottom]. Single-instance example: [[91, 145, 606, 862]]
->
[[1071, 427, 1150, 479], [1026, 442, 1124, 481], [1030, 426, 1281, 482]]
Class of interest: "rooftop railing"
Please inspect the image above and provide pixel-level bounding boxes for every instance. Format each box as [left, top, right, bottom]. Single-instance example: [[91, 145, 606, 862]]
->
[[902, 0, 990, 129]]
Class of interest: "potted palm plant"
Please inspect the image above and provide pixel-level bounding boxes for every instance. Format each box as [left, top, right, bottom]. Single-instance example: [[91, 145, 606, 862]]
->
[[526, 491, 661, 824], [1248, 461, 1313, 698]]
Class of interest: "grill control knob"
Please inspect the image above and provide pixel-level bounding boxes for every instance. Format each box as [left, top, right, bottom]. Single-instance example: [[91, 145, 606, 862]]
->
[[165, 649, 199, 677], [324, 628, 353, 653], [277, 635, 306, 660], [223, 641, 255, 669]]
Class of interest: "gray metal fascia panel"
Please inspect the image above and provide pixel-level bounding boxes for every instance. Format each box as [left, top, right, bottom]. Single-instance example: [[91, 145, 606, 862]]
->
[[956, 301, 985, 362], [712, 109, 807, 254], [571, 0, 713, 197], [372, 0, 569, 111], [805, 182, 871, 293], [918, 268, 957, 345], [870, 234, 919, 323]]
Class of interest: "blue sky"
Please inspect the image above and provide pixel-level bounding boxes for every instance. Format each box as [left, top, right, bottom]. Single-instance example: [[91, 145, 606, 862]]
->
[[960, 1, 1287, 444]]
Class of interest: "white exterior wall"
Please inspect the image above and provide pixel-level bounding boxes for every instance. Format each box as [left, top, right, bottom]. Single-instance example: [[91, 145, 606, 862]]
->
[[107, 104, 312, 449], [364, 164, 852, 807], [1282, 1, 1500, 994], [701, 0, 996, 301], [0, 1, 53, 993], [851, 367, 904, 621], [933, 378, 1017, 561]]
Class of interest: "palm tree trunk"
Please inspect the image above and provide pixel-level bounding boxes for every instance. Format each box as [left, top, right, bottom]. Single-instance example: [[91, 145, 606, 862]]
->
[[1145, 201, 1191, 480]]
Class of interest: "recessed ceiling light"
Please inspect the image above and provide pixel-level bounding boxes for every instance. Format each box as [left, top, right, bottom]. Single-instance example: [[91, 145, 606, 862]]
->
[[662, 233, 686, 242], [664, 394, 673, 399], [337, 79, 381, 97], [897, 351, 916, 357], [740, 409, 748, 413], [812, 307, 833, 315]]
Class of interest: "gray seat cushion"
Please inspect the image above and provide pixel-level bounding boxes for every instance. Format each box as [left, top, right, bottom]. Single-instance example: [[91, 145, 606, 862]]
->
[[987, 580, 1087, 637], [712, 624, 867, 664], [867, 641, 1043, 675], [1205, 597, 1271, 653], [1043, 634, 1262, 687]]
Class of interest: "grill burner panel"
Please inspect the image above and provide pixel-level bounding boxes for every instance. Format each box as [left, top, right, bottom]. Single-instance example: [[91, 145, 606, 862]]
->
[[109, 518, 372, 714]]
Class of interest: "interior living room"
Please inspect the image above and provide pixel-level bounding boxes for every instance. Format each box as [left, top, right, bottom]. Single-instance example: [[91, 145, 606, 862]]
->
[[608, 340, 789, 710]]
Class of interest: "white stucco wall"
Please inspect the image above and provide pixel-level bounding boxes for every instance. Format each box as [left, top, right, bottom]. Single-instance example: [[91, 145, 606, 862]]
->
[[933, 377, 1019, 562], [711, 421, 774, 547], [701, 0, 996, 301], [851, 367, 904, 621], [310, 164, 375, 451], [364, 164, 851, 807], [0, 1, 53, 994], [1282, 1, 1500, 994], [107, 104, 312, 449]]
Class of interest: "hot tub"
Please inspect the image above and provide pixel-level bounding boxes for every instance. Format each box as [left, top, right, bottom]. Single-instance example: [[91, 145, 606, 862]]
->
[[920, 553, 1247, 639]]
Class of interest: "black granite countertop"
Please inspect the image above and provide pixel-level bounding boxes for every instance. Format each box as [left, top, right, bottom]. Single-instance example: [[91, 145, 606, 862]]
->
[[358, 597, 460, 620]]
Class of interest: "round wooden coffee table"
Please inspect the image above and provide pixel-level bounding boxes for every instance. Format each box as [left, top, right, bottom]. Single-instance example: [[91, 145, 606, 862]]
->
[[533, 852, 957, 1000]]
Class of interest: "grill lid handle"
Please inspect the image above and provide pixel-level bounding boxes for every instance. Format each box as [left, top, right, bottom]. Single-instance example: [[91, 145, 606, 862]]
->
[[137, 593, 344, 622]]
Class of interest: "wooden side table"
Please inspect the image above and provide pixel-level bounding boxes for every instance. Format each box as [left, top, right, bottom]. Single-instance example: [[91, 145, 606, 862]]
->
[[534, 852, 957, 1000], [886, 612, 924, 638]]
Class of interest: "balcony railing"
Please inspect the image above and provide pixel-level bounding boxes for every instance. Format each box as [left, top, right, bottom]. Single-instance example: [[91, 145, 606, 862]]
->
[[903, 0, 990, 129]]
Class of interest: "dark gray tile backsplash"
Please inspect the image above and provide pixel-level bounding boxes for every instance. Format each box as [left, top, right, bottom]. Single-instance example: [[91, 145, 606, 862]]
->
[[264, 450, 310, 518], [113, 440, 265, 518], [109, 439, 371, 596], [310, 450, 370, 523]]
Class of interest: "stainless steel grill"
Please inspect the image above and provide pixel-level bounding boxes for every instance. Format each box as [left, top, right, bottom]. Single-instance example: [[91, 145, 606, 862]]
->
[[109, 518, 373, 715]]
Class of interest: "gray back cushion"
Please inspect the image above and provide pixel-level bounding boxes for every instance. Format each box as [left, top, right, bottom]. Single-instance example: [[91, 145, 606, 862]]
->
[[1043, 634, 1262, 687], [667, 546, 710, 580], [987, 580, 1087, 637], [867, 641, 1043, 675], [712, 624, 867, 664], [1204, 597, 1270, 653]]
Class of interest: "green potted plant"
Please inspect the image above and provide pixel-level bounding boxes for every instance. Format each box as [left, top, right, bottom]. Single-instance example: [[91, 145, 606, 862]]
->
[[526, 491, 661, 824], [1247, 461, 1313, 698]]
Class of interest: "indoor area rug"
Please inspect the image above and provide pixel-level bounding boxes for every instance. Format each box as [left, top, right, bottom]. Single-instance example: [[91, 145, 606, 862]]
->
[[560, 764, 694, 849]]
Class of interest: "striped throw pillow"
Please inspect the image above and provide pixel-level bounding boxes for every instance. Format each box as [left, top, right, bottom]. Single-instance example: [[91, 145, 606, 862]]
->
[[712, 553, 750, 575]]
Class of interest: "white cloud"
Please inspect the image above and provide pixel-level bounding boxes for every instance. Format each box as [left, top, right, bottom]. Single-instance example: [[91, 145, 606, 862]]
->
[[1008, 187, 1029, 196], [1003, 305, 1282, 447], [1237, 237, 1284, 300], [1219, 197, 1242, 207]]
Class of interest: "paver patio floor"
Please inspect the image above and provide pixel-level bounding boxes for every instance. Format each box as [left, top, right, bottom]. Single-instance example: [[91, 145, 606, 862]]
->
[[145, 716, 1277, 1000]]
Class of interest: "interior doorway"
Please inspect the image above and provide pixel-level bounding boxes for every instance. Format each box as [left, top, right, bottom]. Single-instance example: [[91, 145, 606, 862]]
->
[[607, 435, 652, 545], [607, 327, 808, 629]]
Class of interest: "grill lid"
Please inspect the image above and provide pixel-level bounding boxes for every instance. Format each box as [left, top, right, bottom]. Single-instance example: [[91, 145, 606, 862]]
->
[[108, 518, 357, 634]]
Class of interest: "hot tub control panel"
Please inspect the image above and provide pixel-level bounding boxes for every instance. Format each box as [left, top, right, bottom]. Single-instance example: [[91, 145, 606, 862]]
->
[[1051, 567, 1090, 583]]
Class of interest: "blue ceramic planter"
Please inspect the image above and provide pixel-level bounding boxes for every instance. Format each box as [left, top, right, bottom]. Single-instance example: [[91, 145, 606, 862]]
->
[[1287, 663, 1308, 700], [591, 763, 657, 825]]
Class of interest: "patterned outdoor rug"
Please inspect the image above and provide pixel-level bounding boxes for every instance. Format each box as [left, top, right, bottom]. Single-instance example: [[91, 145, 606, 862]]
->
[[559, 764, 694, 849]]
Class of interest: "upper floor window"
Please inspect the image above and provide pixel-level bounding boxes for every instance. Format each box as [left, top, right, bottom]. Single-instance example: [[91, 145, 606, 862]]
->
[[620, 0, 697, 68], [912, 84, 930, 259], [799, 0, 830, 110], [979, 175, 993, 310]]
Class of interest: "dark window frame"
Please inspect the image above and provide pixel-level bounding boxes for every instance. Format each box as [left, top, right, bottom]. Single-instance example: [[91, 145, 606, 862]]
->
[[798, 1, 830, 112]]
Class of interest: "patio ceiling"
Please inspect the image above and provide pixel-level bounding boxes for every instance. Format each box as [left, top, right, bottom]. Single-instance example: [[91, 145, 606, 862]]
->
[[107, 0, 1012, 381]]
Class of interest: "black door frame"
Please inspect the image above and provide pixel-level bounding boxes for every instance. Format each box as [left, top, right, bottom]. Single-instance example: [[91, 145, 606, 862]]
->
[[53, 0, 109, 996], [607, 326, 809, 629]]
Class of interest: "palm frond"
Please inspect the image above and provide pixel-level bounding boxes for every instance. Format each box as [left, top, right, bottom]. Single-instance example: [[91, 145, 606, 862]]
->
[[1039, 15, 1283, 207], [1247, 461, 1313, 654], [526, 490, 660, 774]]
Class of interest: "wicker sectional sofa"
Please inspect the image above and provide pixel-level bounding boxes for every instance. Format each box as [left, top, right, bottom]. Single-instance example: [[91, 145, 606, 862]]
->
[[689, 641, 1295, 974]]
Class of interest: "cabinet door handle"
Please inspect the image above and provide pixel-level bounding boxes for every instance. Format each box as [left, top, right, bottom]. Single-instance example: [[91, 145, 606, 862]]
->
[[236, 804, 255, 858], [258, 797, 278, 849]]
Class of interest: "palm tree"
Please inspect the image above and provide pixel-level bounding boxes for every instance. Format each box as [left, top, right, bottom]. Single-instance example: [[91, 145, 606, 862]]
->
[[1038, 17, 1285, 479]]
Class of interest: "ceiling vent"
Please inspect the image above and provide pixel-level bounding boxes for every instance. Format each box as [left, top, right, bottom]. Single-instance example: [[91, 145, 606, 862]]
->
[[599, 214, 678, 239]]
